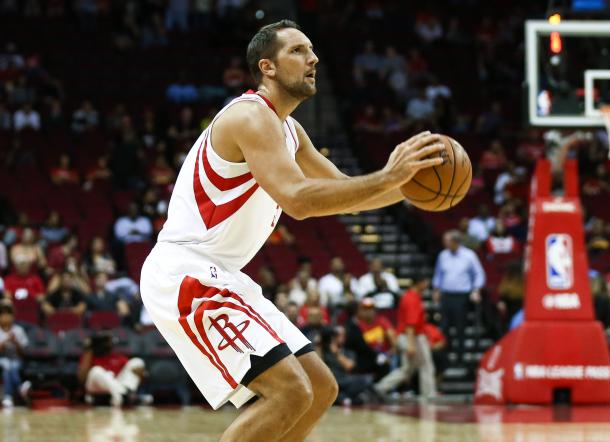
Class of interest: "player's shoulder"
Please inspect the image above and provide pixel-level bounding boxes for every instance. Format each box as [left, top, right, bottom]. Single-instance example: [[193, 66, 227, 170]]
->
[[220, 99, 278, 128]]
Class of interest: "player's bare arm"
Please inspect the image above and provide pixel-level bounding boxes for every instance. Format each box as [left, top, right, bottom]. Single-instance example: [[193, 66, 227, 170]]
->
[[293, 119, 432, 212], [214, 102, 445, 219]]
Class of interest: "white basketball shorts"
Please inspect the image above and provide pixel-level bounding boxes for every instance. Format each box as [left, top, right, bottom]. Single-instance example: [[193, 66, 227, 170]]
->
[[140, 242, 311, 409]]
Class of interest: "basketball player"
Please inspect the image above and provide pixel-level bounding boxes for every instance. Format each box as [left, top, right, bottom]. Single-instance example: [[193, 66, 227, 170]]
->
[[140, 20, 445, 441]]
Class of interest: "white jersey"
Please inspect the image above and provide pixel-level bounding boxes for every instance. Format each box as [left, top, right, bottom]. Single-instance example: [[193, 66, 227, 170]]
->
[[158, 91, 300, 272]]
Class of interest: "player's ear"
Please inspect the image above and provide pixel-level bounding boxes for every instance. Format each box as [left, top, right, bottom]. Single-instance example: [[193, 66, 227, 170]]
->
[[259, 58, 276, 79]]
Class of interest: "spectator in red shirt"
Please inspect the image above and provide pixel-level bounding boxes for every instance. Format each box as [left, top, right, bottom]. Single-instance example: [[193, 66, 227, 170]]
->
[[485, 220, 521, 258], [3, 260, 45, 302], [375, 275, 437, 399], [50, 153, 79, 186], [77, 332, 147, 407]]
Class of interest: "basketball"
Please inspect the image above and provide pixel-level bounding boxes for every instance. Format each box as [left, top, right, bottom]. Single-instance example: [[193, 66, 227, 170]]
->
[[400, 135, 472, 212]]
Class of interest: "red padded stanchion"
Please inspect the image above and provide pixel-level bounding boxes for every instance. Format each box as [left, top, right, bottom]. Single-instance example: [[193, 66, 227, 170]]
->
[[475, 159, 610, 404]]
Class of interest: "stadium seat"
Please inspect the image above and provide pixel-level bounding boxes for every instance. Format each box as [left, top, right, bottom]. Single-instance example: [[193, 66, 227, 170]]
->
[[46, 311, 83, 334], [87, 311, 121, 330]]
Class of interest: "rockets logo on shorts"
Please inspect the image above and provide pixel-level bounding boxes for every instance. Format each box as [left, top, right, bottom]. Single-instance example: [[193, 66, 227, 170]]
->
[[209, 314, 255, 353], [545, 234, 573, 290]]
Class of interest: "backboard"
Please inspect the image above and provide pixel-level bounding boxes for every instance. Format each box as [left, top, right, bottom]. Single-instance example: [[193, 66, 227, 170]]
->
[[526, 20, 610, 127]]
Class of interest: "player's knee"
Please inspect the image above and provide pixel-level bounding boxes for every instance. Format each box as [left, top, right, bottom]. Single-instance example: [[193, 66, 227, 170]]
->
[[325, 375, 339, 407], [287, 373, 314, 414]]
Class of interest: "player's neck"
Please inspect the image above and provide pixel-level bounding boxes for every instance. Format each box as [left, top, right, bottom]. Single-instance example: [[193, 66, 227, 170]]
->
[[254, 85, 301, 121]]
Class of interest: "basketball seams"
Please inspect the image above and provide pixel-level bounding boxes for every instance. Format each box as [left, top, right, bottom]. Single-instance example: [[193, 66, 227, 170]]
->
[[432, 138, 456, 210], [449, 158, 472, 208]]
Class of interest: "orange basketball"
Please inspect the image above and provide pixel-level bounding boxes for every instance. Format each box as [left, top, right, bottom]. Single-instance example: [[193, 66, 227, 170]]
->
[[400, 135, 472, 211]]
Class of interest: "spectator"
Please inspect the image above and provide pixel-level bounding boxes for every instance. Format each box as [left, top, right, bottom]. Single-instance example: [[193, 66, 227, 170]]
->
[[353, 41, 383, 85], [479, 140, 507, 171], [298, 288, 330, 329], [354, 105, 382, 133], [3, 259, 45, 302], [140, 13, 168, 49], [41, 271, 87, 317], [2, 212, 30, 247], [0, 101, 11, 130], [406, 88, 434, 122], [46, 234, 82, 276], [223, 56, 248, 90], [321, 325, 376, 406], [166, 73, 198, 104], [288, 268, 318, 307], [285, 301, 300, 326], [485, 221, 520, 257], [50, 154, 79, 186], [7, 76, 35, 107], [426, 76, 452, 101], [345, 298, 395, 377], [467, 205, 496, 242], [583, 164, 610, 196], [84, 236, 117, 275], [0, 239, 7, 272], [45, 97, 65, 129], [149, 155, 176, 187], [257, 265, 278, 301], [88, 272, 131, 326], [113, 203, 153, 244], [266, 223, 295, 245], [71, 100, 99, 132], [496, 261, 524, 332], [0, 42, 25, 73], [358, 258, 400, 298], [10, 228, 46, 270], [432, 230, 486, 352], [592, 275, 610, 330], [0, 301, 29, 408], [375, 275, 437, 399], [476, 101, 504, 136], [318, 257, 359, 309], [192, 0, 213, 30], [13, 103, 41, 131], [299, 304, 327, 344], [77, 331, 147, 407], [84, 156, 112, 189], [380, 46, 408, 97], [457, 217, 481, 250], [414, 12, 443, 43], [588, 219, 609, 253], [165, 0, 189, 32], [40, 211, 69, 246]]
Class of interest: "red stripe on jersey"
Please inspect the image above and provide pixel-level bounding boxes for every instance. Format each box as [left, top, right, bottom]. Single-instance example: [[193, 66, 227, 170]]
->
[[245, 89, 277, 115], [193, 137, 259, 229], [202, 142, 253, 191], [177, 277, 237, 388]]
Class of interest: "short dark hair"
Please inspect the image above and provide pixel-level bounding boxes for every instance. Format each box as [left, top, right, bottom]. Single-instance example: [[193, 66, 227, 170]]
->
[[246, 19, 300, 85]]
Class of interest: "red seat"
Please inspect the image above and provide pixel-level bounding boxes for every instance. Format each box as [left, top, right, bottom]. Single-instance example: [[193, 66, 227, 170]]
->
[[13, 295, 40, 326], [125, 241, 154, 282], [46, 311, 83, 333], [88, 311, 121, 330]]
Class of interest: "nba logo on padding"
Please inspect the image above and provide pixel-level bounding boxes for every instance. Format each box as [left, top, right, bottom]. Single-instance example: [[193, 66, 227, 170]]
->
[[546, 234, 573, 289]]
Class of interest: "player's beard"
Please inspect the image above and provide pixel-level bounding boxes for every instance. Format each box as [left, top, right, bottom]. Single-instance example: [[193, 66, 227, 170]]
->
[[277, 72, 316, 100]]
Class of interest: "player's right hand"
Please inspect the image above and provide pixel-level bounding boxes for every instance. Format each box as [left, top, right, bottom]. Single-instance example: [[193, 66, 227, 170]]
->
[[383, 131, 445, 186]]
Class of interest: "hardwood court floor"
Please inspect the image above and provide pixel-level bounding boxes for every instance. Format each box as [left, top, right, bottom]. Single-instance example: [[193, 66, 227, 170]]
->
[[2, 405, 610, 441]]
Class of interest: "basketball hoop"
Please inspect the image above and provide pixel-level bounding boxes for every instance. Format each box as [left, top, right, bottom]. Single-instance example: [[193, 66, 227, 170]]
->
[[602, 105, 610, 159]]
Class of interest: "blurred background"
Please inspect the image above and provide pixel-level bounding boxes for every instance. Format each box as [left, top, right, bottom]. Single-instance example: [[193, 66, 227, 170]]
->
[[0, 0, 609, 410]]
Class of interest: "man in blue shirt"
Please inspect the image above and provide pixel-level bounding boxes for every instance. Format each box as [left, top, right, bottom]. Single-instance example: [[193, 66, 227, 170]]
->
[[432, 230, 486, 354]]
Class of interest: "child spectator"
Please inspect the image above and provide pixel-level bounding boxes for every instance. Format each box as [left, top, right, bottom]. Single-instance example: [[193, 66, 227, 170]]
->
[[0, 301, 29, 407]]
